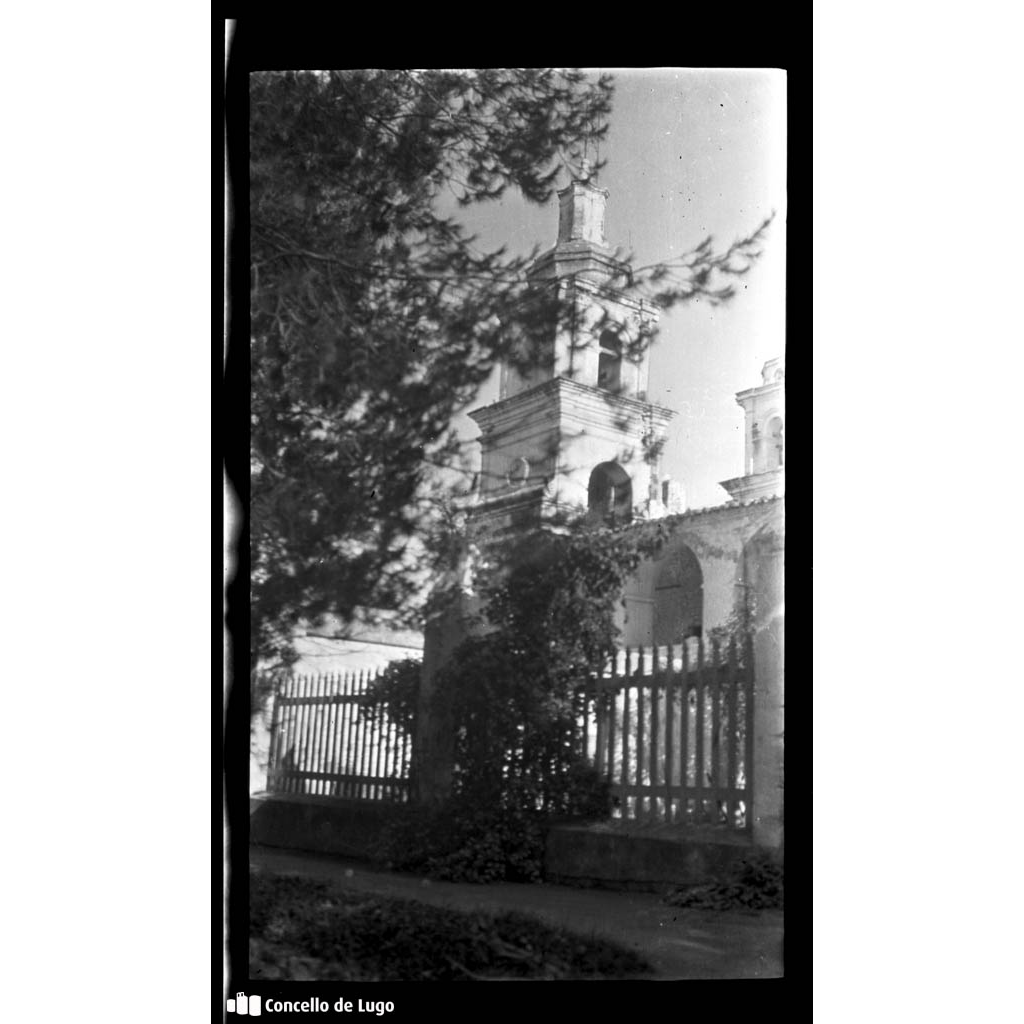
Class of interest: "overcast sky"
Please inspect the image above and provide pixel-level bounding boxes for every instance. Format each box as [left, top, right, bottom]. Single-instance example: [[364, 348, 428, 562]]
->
[[446, 67, 787, 511]]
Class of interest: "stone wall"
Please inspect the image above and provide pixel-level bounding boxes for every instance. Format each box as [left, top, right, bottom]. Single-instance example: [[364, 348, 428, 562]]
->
[[249, 794, 406, 860], [544, 823, 765, 891]]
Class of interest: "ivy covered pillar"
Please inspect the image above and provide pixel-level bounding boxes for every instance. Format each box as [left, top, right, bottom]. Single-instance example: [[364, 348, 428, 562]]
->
[[411, 601, 465, 806]]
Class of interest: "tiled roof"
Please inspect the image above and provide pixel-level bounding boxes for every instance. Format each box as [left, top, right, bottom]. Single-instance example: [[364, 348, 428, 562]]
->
[[658, 493, 783, 524]]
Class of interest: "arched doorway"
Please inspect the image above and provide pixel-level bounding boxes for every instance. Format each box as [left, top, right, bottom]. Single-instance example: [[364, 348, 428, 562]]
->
[[588, 461, 632, 522], [652, 544, 703, 646]]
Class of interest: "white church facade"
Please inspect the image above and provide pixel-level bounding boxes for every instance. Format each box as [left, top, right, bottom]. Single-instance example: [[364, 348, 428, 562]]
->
[[460, 169, 784, 647]]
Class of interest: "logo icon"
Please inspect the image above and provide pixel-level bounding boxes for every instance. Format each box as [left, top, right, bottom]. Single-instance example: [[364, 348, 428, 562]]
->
[[227, 993, 262, 1016]]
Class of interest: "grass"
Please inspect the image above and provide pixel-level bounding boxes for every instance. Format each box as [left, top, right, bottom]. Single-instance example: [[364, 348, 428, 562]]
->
[[250, 870, 653, 981]]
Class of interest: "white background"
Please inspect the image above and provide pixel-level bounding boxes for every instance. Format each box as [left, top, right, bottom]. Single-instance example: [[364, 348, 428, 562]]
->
[[2, 12, 1022, 1021], [812, 5, 1024, 1018]]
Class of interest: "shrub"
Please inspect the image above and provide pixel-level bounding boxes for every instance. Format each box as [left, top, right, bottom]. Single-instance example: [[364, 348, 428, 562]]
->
[[373, 788, 549, 883], [360, 658, 420, 736], [399, 522, 660, 881], [664, 852, 783, 910]]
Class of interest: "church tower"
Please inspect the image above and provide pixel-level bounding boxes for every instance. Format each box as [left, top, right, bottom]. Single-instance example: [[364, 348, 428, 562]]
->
[[720, 357, 785, 502], [468, 168, 675, 535]]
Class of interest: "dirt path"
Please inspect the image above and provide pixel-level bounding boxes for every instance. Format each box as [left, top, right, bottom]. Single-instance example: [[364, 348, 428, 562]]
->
[[249, 845, 783, 980]]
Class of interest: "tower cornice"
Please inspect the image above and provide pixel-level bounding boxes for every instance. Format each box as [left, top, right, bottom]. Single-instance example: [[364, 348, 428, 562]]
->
[[735, 378, 783, 405], [469, 376, 675, 435]]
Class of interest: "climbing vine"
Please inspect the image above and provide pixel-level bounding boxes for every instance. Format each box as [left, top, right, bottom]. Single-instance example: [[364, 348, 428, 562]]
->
[[360, 658, 420, 739], [376, 517, 671, 882]]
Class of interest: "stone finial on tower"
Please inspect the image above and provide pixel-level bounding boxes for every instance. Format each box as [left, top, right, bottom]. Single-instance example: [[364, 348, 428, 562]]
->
[[761, 357, 785, 386], [528, 165, 627, 285], [556, 175, 609, 248]]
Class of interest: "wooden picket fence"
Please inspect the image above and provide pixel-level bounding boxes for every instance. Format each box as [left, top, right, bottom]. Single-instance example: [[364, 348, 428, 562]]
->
[[264, 635, 754, 829], [576, 635, 754, 828], [266, 670, 412, 801]]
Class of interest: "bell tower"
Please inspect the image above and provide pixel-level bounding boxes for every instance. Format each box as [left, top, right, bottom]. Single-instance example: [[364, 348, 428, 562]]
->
[[720, 357, 785, 502], [468, 166, 675, 535]]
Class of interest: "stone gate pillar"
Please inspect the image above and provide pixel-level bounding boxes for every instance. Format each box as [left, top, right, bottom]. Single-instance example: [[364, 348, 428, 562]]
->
[[411, 601, 466, 805], [751, 610, 784, 849]]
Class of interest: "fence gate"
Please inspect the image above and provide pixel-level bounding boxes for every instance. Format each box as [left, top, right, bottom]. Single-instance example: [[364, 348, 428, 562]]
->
[[266, 670, 412, 802]]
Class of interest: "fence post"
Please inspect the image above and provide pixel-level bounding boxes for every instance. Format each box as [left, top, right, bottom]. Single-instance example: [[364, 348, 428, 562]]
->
[[412, 601, 464, 805], [710, 637, 722, 821], [606, 652, 619, 784], [622, 649, 632, 818], [636, 647, 646, 818], [695, 636, 705, 822], [727, 636, 739, 827], [750, 612, 784, 849], [264, 678, 282, 794], [664, 644, 676, 822], [293, 675, 308, 795]]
